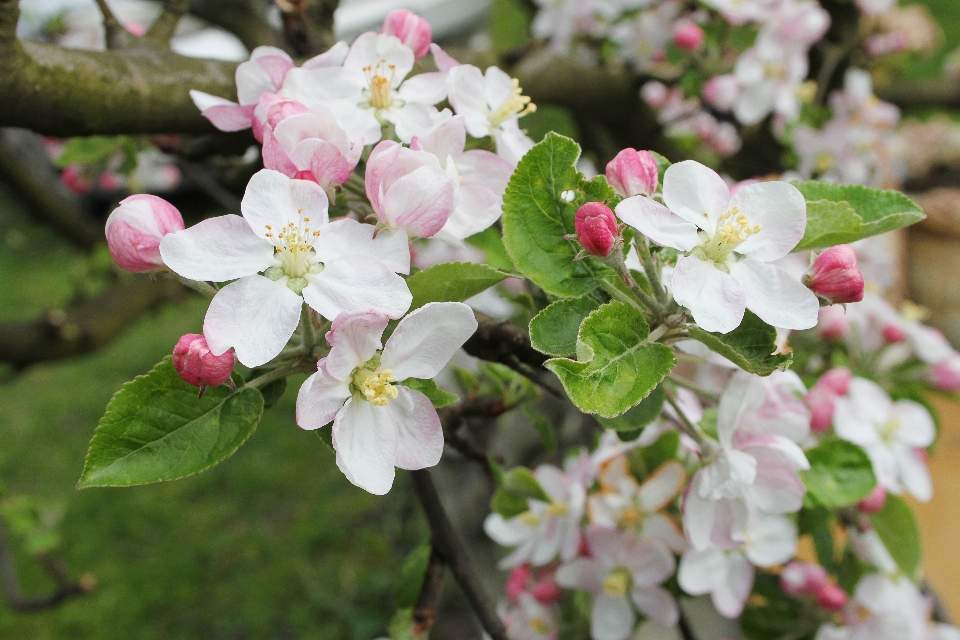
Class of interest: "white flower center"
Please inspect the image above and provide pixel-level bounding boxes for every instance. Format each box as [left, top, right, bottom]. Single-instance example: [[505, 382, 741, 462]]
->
[[351, 365, 399, 406], [698, 205, 762, 265], [602, 568, 631, 597], [262, 209, 322, 294], [877, 418, 901, 444], [489, 78, 537, 128], [362, 60, 399, 111]]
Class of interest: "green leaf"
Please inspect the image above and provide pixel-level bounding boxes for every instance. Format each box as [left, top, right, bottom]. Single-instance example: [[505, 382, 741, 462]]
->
[[466, 226, 515, 271], [545, 301, 676, 418], [55, 135, 128, 168], [524, 407, 557, 453], [395, 544, 432, 609], [800, 440, 877, 508], [491, 466, 550, 519], [405, 261, 512, 311], [529, 296, 602, 357], [687, 310, 792, 376], [316, 429, 334, 452], [627, 429, 680, 479], [793, 182, 925, 251], [597, 385, 665, 433], [869, 494, 923, 580], [78, 357, 264, 488], [490, 0, 532, 54], [403, 378, 459, 408], [522, 104, 580, 143], [502, 132, 608, 297], [649, 151, 671, 187]]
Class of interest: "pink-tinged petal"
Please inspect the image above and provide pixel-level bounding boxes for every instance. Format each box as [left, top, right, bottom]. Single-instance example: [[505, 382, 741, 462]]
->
[[747, 465, 806, 514], [744, 516, 798, 567], [556, 558, 606, 593], [430, 43, 460, 72], [678, 547, 724, 595], [190, 91, 254, 131], [631, 586, 679, 626], [641, 513, 687, 554], [236, 49, 291, 104], [314, 218, 410, 275], [728, 258, 818, 330], [203, 275, 302, 367], [591, 594, 635, 640], [381, 302, 478, 380], [615, 196, 700, 251], [716, 371, 764, 449], [898, 448, 932, 502], [662, 160, 731, 234], [627, 538, 675, 586], [392, 387, 444, 470], [440, 184, 503, 241], [388, 102, 441, 144], [729, 181, 807, 261], [241, 170, 330, 238], [381, 166, 456, 237], [365, 140, 404, 212], [673, 255, 746, 334], [892, 400, 936, 448], [302, 256, 412, 320], [296, 362, 351, 430], [332, 397, 399, 495], [301, 41, 349, 69], [272, 108, 350, 151], [105, 194, 185, 271], [159, 215, 275, 282], [712, 552, 753, 618], [457, 149, 513, 193], [417, 116, 467, 163], [324, 311, 389, 379], [256, 54, 295, 91], [638, 461, 686, 512], [261, 127, 298, 177], [739, 435, 810, 471], [288, 138, 353, 188]]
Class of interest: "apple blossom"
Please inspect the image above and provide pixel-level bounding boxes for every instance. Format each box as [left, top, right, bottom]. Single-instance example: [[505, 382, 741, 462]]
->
[[380, 9, 432, 59], [610, 2, 680, 71], [295, 303, 477, 494], [105, 194, 185, 272], [806, 367, 852, 432], [703, 74, 741, 112], [817, 583, 849, 611], [172, 333, 235, 388], [605, 148, 659, 198], [556, 525, 679, 638], [857, 485, 887, 514], [502, 592, 560, 640], [616, 160, 819, 333], [159, 169, 412, 367], [805, 245, 866, 304], [734, 39, 808, 126], [575, 203, 620, 258], [930, 354, 960, 392], [699, 0, 779, 25], [834, 377, 935, 501], [780, 561, 829, 595]]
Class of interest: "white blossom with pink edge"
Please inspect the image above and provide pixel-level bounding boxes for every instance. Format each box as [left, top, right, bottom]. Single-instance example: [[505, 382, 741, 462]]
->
[[815, 574, 960, 640], [833, 377, 935, 501], [365, 139, 459, 239], [105, 194, 184, 272], [556, 525, 679, 639], [159, 170, 411, 368], [281, 32, 447, 144], [410, 115, 515, 242], [616, 160, 818, 333], [683, 371, 810, 551], [501, 592, 560, 640], [484, 462, 588, 569], [447, 64, 537, 165], [678, 514, 798, 618], [295, 304, 477, 495], [734, 38, 808, 126]]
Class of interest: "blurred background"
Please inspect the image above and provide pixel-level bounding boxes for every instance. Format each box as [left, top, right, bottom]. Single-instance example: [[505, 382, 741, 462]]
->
[[1, 0, 959, 638]]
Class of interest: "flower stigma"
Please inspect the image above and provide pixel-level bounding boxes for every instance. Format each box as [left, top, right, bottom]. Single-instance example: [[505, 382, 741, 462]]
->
[[489, 78, 536, 128], [697, 205, 762, 264]]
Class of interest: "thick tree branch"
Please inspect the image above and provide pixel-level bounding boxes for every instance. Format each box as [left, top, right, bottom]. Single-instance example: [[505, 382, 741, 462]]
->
[[0, 519, 89, 612], [876, 78, 960, 110], [0, 276, 187, 369], [410, 469, 509, 640]]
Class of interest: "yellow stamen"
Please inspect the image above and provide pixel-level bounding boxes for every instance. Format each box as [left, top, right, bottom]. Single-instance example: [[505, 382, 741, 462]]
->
[[602, 568, 631, 598], [363, 60, 397, 110], [355, 369, 399, 406], [490, 78, 537, 128], [701, 205, 762, 263]]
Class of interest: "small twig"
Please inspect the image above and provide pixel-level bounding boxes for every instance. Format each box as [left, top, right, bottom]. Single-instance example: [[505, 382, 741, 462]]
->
[[664, 392, 713, 454], [462, 312, 548, 373], [147, 0, 189, 44], [94, 0, 132, 49], [668, 375, 720, 403], [0, 518, 89, 612], [677, 610, 697, 640], [410, 470, 509, 640], [437, 395, 508, 478], [412, 547, 445, 634]]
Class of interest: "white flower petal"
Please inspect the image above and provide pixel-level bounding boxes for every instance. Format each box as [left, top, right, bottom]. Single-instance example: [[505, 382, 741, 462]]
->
[[892, 400, 936, 448], [313, 218, 410, 274], [673, 255, 746, 334], [638, 461, 686, 512], [678, 547, 724, 595], [324, 311, 389, 379], [712, 552, 753, 618], [203, 275, 302, 367], [397, 71, 449, 106], [381, 165, 456, 238], [241, 169, 329, 238], [743, 515, 798, 566], [333, 397, 399, 495], [615, 196, 700, 251], [591, 593, 635, 640], [160, 215, 275, 281], [729, 181, 807, 261], [392, 387, 444, 470], [380, 302, 478, 380], [302, 256, 412, 320], [662, 161, 731, 234], [728, 258, 818, 330], [898, 448, 932, 502], [296, 362, 351, 430], [631, 586, 679, 627], [556, 558, 606, 592]]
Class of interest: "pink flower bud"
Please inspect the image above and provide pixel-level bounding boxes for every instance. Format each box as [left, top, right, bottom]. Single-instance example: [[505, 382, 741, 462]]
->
[[882, 323, 906, 343], [124, 21, 147, 37], [381, 9, 432, 59], [172, 333, 235, 388], [703, 74, 741, 112], [819, 367, 852, 395], [673, 20, 705, 51], [506, 565, 532, 605], [816, 583, 848, 611], [856, 485, 887, 514], [818, 305, 849, 339], [530, 578, 563, 605], [807, 390, 836, 433], [97, 171, 123, 191], [605, 148, 658, 198], [930, 354, 960, 391], [61, 165, 91, 194], [780, 562, 829, 595], [804, 245, 865, 304], [293, 169, 318, 183], [641, 81, 669, 108], [575, 202, 619, 257], [105, 194, 184, 272]]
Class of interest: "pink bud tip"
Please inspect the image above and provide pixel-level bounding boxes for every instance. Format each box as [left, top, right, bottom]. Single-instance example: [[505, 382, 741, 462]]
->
[[530, 578, 563, 605], [819, 367, 852, 395], [930, 355, 960, 392], [105, 194, 185, 272], [914, 447, 929, 463], [381, 9, 432, 59], [673, 21, 705, 51], [505, 565, 532, 605], [124, 21, 147, 37], [807, 393, 836, 433], [575, 202, 619, 257], [293, 169, 318, 183], [857, 485, 887, 514], [882, 323, 906, 343], [805, 245, 865, 304], [61, 165, 91, 194], [780, 562, 829, 596], [605, 148, 659, 198], [816, 583, 848, 611], [172, 334, 235, 388]]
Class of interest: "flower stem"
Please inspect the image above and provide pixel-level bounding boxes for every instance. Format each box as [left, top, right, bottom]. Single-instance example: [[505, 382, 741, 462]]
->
[[664, 391, 715, 455], [668, 375, 720, 403]]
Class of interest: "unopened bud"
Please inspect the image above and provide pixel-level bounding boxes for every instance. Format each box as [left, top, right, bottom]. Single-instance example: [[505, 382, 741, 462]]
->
[[819, 367, 852, 395], [804, 245, 865, 304], [641, 81, 670, 109], [530, 578, 563, 604], [703, 74, 740, 112], [105, 194, 184, 272], [605, 148, 659, 198], [381, 9, 432, 59], [673, 21, 705, 51], [781, 562, 829, 595], [807, 391, 836, 433], [930, 354, 960, 392], [575, 203, 620, 257], [882, 323, 906, 343], [818, 305, 848, 339], [505, 565, 532, 605], [857, 485, 887, 514], [816, 583, 848, 611], [172, 333, 235, 388]]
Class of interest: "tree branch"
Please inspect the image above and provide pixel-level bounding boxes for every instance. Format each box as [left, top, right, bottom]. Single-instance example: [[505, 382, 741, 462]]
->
[[0, 518, 89, 612], [463, 312, 547, 372], [412, 546, 445, 634], [188, 0, 287, 52], [147, 0, 190, 44], [410, 470, 508, 640], [94, 0, 133, 49], [0, 275, 187, 369], [876, 78, 960, 110]]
